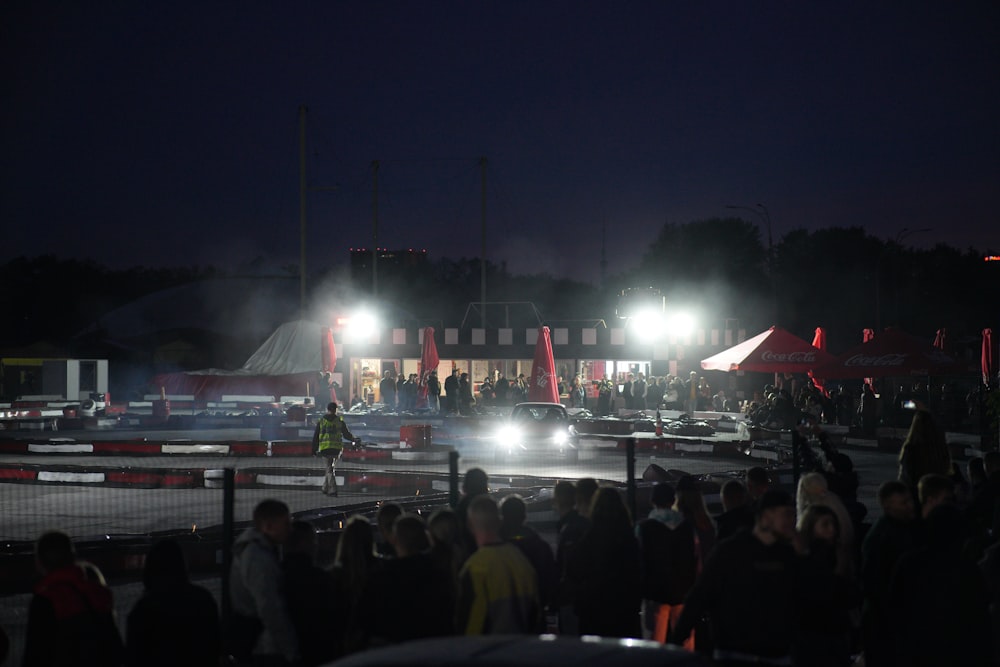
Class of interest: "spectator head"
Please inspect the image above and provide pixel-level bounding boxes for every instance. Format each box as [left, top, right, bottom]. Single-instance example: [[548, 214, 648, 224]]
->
[[674, 476, 710, 523], [799, 504, 840, 546], [590, 487, 632, 529], [754, 489, 796, 543], [553, 480, 577, 516], [467, 495, 502, 546], [721, 479, 749, 512], [393, 514, 430, 557], [499, 494, 528, 535], [34, 530, 75, 574], [327, 402, 339, 414], [968, 457, 986, 486], [917, 474, 955, 517], [376, 502, 404, 547], [253, 499, 292, 545], [575, 478, 600, 518], [143, 538, 188, 591], [428, 508, 459, 546], [746, 466, 771, 499], [651, 482, 676, 510], [878, 480, 915, 521], [463, 468, 489, 497], [335, 514, 374, 567], [984, 451, 1000, 477], [285, 520, 318, 560]]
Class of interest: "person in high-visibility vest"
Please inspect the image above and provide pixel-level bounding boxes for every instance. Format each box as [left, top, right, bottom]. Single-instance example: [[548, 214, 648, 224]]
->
[[312, 402, 355, 496]]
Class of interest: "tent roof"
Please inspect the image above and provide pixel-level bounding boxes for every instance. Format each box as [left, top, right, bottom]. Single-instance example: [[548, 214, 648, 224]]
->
[[700, 326, 835, 373], [811, 327, 970, 379]]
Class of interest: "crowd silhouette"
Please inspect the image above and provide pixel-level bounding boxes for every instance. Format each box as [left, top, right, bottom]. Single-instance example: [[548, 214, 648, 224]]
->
[[13, 405, 1000, 667]]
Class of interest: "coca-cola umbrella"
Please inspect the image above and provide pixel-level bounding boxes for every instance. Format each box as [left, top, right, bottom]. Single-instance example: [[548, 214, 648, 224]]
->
[[812, 327, 967, 379], [700, 326, 836, 374], [528, 326, 559, 403], [416, 326, 439, 409], [808, 327, 830, 397]]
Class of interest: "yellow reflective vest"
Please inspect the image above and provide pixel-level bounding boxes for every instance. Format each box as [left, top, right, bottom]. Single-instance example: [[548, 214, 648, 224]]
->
[[314, 414, 350, 453]]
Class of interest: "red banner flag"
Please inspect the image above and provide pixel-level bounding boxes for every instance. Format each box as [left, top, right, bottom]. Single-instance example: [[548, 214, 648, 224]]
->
[[417, 327, 440, 408], [528, 326, 559, 403]]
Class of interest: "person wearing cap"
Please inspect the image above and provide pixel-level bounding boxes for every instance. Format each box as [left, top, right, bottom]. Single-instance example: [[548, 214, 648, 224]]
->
[[670, 489, 800, 665], [312, 402, 355, 496]]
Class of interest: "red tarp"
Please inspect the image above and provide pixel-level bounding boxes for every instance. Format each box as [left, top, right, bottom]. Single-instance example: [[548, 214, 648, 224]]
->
[[528, 326, 559, 403], [417, 327, 439, 408], [700, 326, 836, 374], [984, 328, 994, 389], [812, 327, 968, 379]]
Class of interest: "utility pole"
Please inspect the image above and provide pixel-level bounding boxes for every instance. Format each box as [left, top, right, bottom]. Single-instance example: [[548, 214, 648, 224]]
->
[[372, 160, 380, 297], [480, 156, 487, 329], [298, 105, 307, 313]]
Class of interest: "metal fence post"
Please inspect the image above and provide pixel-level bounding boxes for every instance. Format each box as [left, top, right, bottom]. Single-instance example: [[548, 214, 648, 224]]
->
[[221, 467, 235, 626], [448, 450, 460, 508], [626, 437, 637, 520]]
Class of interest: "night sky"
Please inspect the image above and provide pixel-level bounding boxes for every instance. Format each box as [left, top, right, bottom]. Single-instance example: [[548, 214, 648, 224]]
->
[[4, 2, 999, 284]]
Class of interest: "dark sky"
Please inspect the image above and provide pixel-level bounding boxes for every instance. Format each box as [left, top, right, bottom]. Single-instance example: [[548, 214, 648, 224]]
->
[[4, 2, 999, 284]]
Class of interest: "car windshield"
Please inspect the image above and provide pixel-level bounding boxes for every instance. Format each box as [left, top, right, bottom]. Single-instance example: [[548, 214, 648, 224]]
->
[[514, 406, 566, 422]]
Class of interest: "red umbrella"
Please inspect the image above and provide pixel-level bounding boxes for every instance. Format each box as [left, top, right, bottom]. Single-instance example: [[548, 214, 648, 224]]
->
[[528, 326, 559, 403], [984, 328, 993, 389], [933, 328, 947, 351], [808, 327, 830, 397], [416, 327, 440, 408], [700, 326, 835, 373], [321, 326, 337, 402], [813, 327, 966, 379], [862, 328, 875, 387]]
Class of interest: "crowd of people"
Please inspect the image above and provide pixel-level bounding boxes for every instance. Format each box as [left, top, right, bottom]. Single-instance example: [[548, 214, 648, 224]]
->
[[15, 404, 1000, 667]]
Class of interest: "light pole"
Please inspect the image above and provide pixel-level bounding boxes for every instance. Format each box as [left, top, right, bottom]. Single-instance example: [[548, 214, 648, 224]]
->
[[726, 203, 776, 323], [875, 227, 930, 330]]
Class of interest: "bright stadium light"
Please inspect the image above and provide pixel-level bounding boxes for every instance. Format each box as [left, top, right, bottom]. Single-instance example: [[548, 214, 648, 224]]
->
[[665, 312, 696, 338], [343, 309, 379, 340]]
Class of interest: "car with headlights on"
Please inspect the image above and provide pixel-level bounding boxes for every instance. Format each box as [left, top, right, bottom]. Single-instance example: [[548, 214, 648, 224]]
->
[[494, 402, 580, 463]]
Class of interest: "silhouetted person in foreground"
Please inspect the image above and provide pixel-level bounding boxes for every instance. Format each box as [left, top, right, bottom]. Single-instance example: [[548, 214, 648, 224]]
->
[[126, 538, 219, 667], [282, 521, 340, 666], [24, 530, 124, 667]]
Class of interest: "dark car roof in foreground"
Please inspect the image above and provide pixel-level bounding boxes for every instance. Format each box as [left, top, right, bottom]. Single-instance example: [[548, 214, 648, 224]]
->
[[326, 635, 706, 667]]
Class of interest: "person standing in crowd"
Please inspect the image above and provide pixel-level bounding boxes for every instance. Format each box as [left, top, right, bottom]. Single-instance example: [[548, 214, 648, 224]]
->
[[683, 371, 699, 414], [714, 479, 755, 542], [374, 502, 403, 559], [636, 482, 697, 645], [671, 490, 800, 665], [500, 495, 558, 612], [554, 480, 589, 634], [494, 373, 510, 405], [331, 515, 379, 655], [426, 370, 441, 413], [126, 538, 220, 667], [745, 466, 771, 502], [796, 472, 855, 578], [362, 514, 455, 645], [861, 480, 916, 667], [444, 368, 460, 414], [458, 372, 475, 415], [633, 373, 648, 411], [24, 531, 124, 667], [281, 521, 339, 667], [456, 495, 544, 635], [898, 409, 952, 497], [379, 369, 397, 411], [674, 476, 717, 559], [597, 374, 614, 416], [647, 376, 664, 410], [228, 499, 299, 666], [455, 468, 490, 560], [312, 401, 355, 496], [566, 487, 643, 638], [568, 375, 585, 409], [621, 373, 635, 410]]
